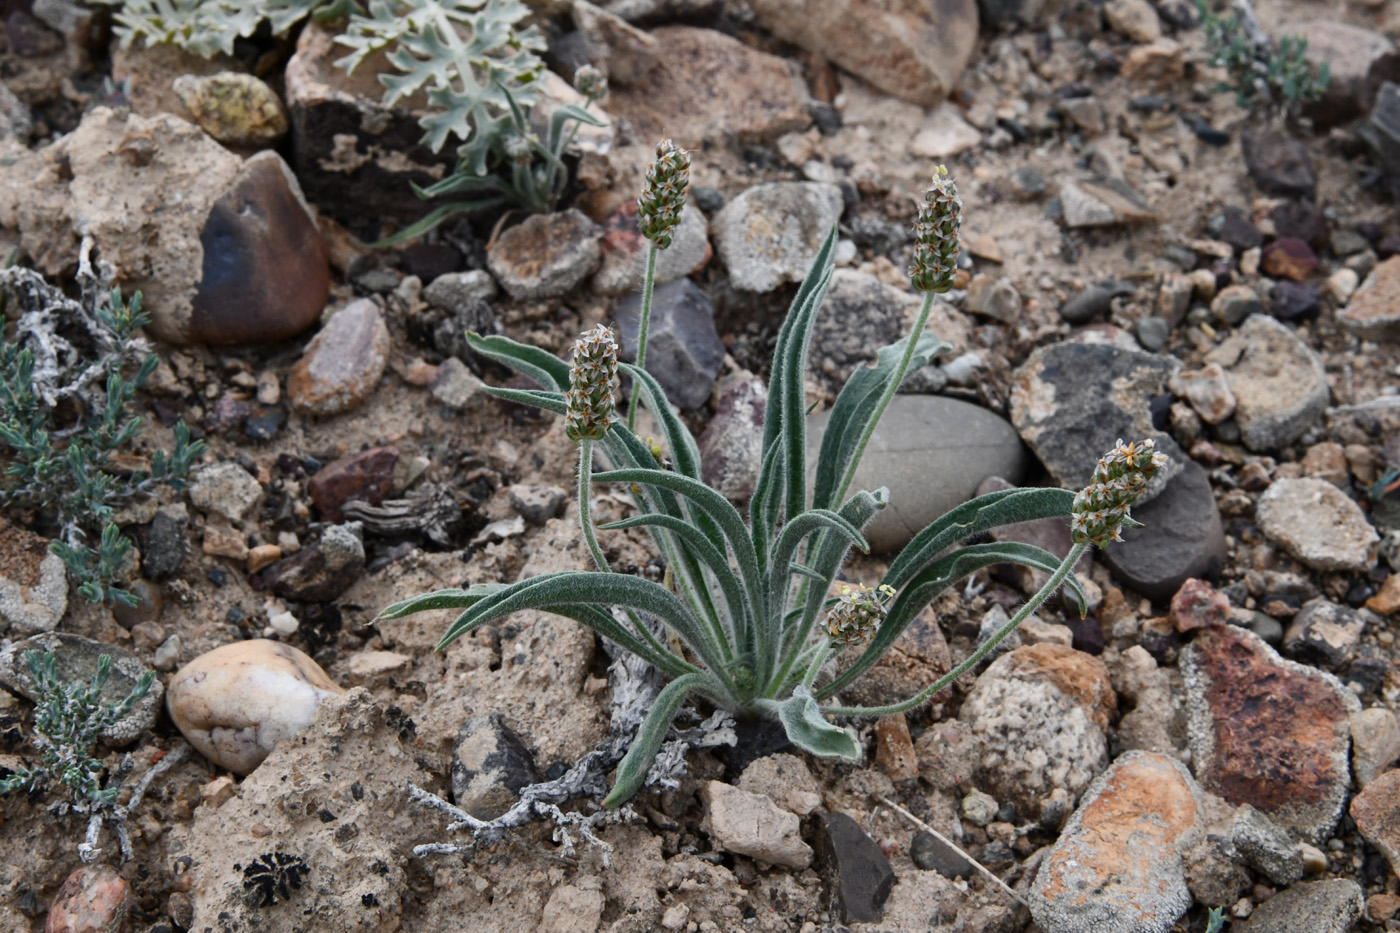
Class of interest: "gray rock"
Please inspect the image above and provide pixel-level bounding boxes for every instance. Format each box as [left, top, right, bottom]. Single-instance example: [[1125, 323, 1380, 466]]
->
[[451, 713, 539, 820], [0, 80, 32, 144], [810, 270, 969, 392], [508, 485, 567, 525], [978, 0, 1069, 28], [964, 275, 1021, 323], [1212, 285, 1263, 326], [0, 522, 67, 636], [1100, 460, 1226, 600], [1339, 256, 1400, 340], [961, 788, 999, 826], [486, 209, 603, 300], [423, 269, 498, 314], [615, 278, 725, 410], [189, 462, 263, 524], [1059, 178, 1156, 228], [1232, 805, 1304, 886], [1352, 707, 1400, 788], [1204, 315, 1328, 452], [807, 395, 1029, 554], [1059, 285, 1115, 324], [1290, 20, 1400, 126], [0, 633, 162, 745], [1009, 341, 1185, 499], [1284, 599, 1366, 669], [712, 182, 844, 292], [910, 831, 974, 878], [592, 203, 710, 295], [702, 780, 812, 869], [1185, 837, 1253, 908], [142, 503, 189, 580], [1234, 880, 1363, 933], [1257, 478, 1379, 572], [1242, 129, 1317, 199], [814, 811, 896, 924], [698, 373, 767, 505], [430, 357, 485, 412], [1362, 82, 1400, 203], [1135, 316, 1170, 351]]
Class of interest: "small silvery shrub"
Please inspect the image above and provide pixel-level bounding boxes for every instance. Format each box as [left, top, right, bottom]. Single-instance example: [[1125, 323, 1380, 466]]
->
[[1196, 0, 1329, 120], [381, 155, 1165, 807]]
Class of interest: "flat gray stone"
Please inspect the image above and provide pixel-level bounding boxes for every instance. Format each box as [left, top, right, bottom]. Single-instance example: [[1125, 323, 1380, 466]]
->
[[1099, 460, 1226, 600], [807, 395, 1028, 554], [712, 182, 844, 292], [189, 461, 263, 524], [1234, 880, 1363, 933], [1205, 314, 1328, 452], [1257, 478, 1379, 572], [486, 209, 603, 300], [615, 277, 724, 410]]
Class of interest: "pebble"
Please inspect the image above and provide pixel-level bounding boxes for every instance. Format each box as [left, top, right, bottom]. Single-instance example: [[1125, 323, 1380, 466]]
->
[[1171, 363, 1236, 424], [0, 517, 68, 635], [1010, 340, 1184, 497], [737, 754, 823, 817], [961, 788, 999, 826], [1350, 707, 1400, 788], [1232, 805, 1304, 885], [166, 639, 344, 775], [592, 202, 710, 295], [540, 885, 605, 933], [142, 504, 189, 580], [1241, 129, 1317, 199], [422, 269, 498, 314], [172, 71, 287, 148], [964, 275, 1021, 322], [1059, 284, 1115, 323], [807, 395, 1028, 553], [1261, 238, 1321, 281], [1283, 599, 1366, 669], [1216, 209, 1264, 251], [486, 209, 603, 300], [1233, 879, 1364, 933], [1059, 179, 1156, 228], [910, 831, 973, 878], [44, 865, 133, 933], [307, 445, 400, 522], [1028, 751, 1202, 933], [813, 811, 896, 923], [507, 484, 567, 525], [1204, 314, 1328, 452], [1105, 0, 1162, 42], [1270, 280, 1321, 320], [452, 713, 539, 819], [287, 298, 391, 417], [959, 644, 1116, 821], [1339, 255, 1400, 339], [698, 373, 767, 505], [0, 633, 162, 745], [345, 649, 411, 688], [189, 462, 263, 524], [908, 103, 983, 158], [1290, 19, 1400, 124], [1098, 461, 1227, 599], [1120, 39, 1186, 85], [1169, 578, 1231, 632], [1367, 574, 1400, 615], [1325, 268, 1360, 305], [152, 634, 181, 672], [251, 523, 366, 602], [430, 357, 485, 411], [1212, 284, 1262, 325], [1181, 626, 1360, 842], [615, 278, 725, 410], [712, 182, 845, 292], [1257, 478, 1379, 572], [701, 780, 812, 869]]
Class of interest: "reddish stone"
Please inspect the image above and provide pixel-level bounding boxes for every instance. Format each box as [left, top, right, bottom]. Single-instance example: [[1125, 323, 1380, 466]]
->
[[307, 445, 400, 522], [998, 642, 1117, 729], [1260, 237, 1320, 281], [873, 714, 917, 782], [1181, 625, 1359, 842], [1352, 769, 1400, 878], [1169, 578, 1231, 632], [45, 865, 133, 933]]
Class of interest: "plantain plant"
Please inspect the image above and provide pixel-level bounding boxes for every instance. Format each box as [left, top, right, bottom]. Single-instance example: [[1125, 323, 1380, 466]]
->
[[379, 159, 1165, 807]]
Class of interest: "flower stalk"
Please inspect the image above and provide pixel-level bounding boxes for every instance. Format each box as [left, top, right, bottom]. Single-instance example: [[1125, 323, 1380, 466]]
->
[[628, 140, 690, 431]]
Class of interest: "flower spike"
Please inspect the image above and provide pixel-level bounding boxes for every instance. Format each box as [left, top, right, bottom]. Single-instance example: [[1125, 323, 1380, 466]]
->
[[638, 139, 690, 250], [565, 324, 619, 443], [1071, 438, 1169, 548], [909, 165, 962, 294], [823, 583, 896, 646]]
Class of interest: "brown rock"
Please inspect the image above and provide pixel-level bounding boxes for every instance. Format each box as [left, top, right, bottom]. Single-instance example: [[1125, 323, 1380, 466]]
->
[[749, 0, 977, 108], [1366, 574, 1400, 615], [45, 865, 133, 933], [1119, 39, 1185, 85], [1181, 625, 1360, 842], [1028, 751, 1201, 933], [287, 299, 390, 416], [307, 446, 401, 522], [1351, 769, 1400, 877], [1169, 578, 1231, 632], [172, 72, 289, 149], [1260, 237, 1321, 281], [874, 714, 918, 782], [604, 27, 812, 146], [0, 515, 67, 635], [111, 40, 240, 122], [251, 523, 365, 603], [1290, 20, 1400, 125], [1340, 255, 1400, 339], [996, 643, 1117, 730]]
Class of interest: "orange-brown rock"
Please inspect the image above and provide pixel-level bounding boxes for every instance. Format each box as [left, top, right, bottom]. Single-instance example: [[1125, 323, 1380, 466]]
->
[[1351, 769, 1400, 877]]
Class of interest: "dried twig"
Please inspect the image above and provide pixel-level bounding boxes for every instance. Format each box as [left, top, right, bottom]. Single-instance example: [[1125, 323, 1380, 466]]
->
[[878, 794, 1028, 907]]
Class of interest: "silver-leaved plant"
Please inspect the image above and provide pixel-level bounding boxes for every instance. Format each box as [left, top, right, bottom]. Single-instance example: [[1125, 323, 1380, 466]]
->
[[380, 155, 1165, 809]]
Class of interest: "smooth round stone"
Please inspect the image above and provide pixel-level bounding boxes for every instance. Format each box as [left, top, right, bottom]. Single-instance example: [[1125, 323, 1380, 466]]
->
[[807, 395, 1028, 554], [166, 639, 344, 775]]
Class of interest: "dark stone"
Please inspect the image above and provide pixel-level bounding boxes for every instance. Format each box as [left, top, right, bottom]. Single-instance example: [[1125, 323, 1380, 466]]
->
[[1249, 612, 1285, 646], [1241, 129, 1317, 199], [189, 152, 331, 345], [307, 446, 401, 522], [1192, 122, 1230, 147], [911, 831, 973, 879], [1272, 201, 1328, 248], [1059, 285, 1114, 323], [1233, 879, 1363, 933], [243, 406, 286, 441], [814, 812, 896, 924], [615, 278, 725, 410], [451, 713, 539, 819], [1270, 280, 1321, 320], [1100, 460, 1226, 600], [399, 242, 462, 283], [810, 102, 842, 136], [109, 579, 162, 630], [1260, 238, 1321, 281], [723, 718, 791, 777], [5, 11, 62, 56], [976, 841, 1016, 872], [1283, 599, 1365, 670], [203, 394, 251, 435], [250, 524, 365, 602], [692, 186, 726, 213], [1135, 316, 1170, 351], [1215, 208, 1263, 251], [1067, 615, 1105, 655], [142, 505, 189, 581]]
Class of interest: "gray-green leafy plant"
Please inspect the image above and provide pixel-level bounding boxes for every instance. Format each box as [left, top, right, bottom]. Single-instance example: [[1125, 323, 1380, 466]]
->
[[0, 254, 205, 606], [380, 165, 1164, 808], [1196, 0, 1329, 119], [94, 0, 355, 57]]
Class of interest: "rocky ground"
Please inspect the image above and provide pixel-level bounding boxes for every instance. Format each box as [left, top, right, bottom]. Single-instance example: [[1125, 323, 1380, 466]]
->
[[3, 0, 1400, 930]]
